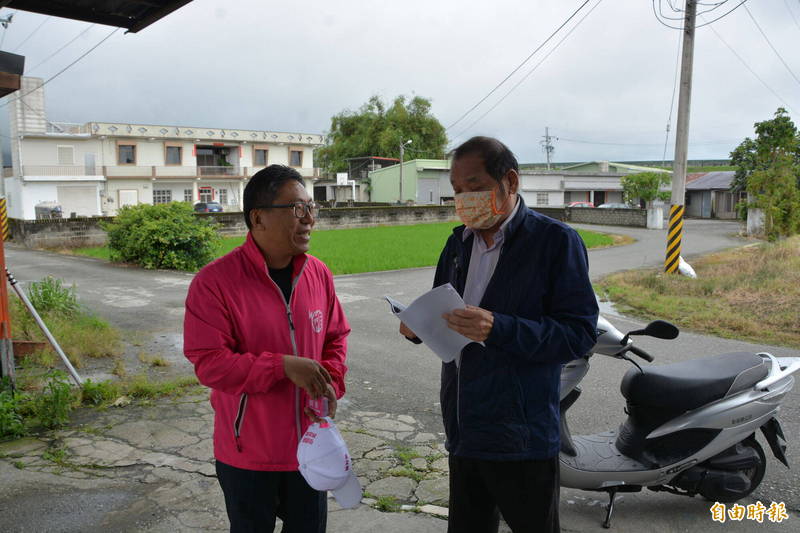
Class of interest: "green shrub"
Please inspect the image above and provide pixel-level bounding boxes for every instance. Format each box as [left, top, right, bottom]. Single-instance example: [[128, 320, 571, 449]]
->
[[0, 379, 24, 439], [80, 379, 121, 406], [27, 371, 76, 429], [26, 277, 79, 317], [102, 202, 220, 270]]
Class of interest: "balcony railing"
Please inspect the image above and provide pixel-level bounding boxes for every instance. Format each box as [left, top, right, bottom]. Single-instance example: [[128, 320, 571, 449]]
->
[[46, 122, 89, 135], [18, 165, 322, 179], [22, 165, 101, 176]]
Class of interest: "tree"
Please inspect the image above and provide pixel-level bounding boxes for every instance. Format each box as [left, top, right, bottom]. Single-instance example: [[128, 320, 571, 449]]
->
[[620, 171, 671, 207], [730, 108, 800, 193], [731, 108, 800, 238], [316, 95, 448, 174]]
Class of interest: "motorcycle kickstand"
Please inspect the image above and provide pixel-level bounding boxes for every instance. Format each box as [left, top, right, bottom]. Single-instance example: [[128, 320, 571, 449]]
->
[[602, 488, 618, 529]]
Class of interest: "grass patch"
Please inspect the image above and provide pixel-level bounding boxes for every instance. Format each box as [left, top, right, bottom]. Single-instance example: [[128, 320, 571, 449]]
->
[[374, 495, 401, 512], [388, 467, 426, 482], [75, 222, 614, 275], [597, 237, 800, 348], [9, 277, 122, 369], [394, 445, 421, 466], [138, 352, 170, 368]]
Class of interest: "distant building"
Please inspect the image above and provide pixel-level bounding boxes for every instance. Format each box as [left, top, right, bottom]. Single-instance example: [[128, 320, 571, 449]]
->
[[685, 171, 742, 219], [312, 156, 399, 203], [559, 160, 672, 175], [4, 77, 323, 219], [369, 159, 452, 204], [367, 158, 671, 208]]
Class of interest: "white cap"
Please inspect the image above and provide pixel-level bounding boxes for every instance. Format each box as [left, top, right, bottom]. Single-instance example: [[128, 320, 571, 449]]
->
[[297, 418, 362, 509]]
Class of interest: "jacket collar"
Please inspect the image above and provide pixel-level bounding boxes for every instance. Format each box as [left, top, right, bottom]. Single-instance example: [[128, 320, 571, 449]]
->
[[243, 232, 307, 277]]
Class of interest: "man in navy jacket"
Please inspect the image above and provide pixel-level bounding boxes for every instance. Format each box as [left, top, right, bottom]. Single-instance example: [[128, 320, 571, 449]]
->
[[401, 136, 598, 533]]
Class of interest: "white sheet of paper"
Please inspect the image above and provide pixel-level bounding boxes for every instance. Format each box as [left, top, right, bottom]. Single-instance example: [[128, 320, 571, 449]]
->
[[384, 283, 472, 363]]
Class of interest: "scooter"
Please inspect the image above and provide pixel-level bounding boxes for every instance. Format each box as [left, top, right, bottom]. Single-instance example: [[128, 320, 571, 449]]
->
[[559, 315, 800, 528]]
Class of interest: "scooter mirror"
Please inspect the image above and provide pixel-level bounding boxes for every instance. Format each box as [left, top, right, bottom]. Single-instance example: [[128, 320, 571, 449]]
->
[[643, 320, 679, 339]]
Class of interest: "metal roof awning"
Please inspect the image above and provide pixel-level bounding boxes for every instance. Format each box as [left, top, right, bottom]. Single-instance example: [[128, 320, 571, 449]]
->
[[1, 0, 193, 33]]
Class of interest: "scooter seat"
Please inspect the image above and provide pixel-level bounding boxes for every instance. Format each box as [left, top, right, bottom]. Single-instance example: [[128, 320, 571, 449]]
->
[[621, 352, 768, 411]]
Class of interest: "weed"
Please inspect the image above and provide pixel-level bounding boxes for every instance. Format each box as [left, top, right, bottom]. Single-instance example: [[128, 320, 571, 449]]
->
[[374, 495, 400, 512], [112, 358, 127, 378], [123, 374, 198, 399], [138, 352, 170, 367], [388, 467, 425, 482], [81, 380, 122, 406], [0, 381, 25, 439], [28, 371, 76, 429], [394, 445, 420, 466], [13, 460, 25, 469], [42, 445, 70, 467], [26, 277, 79, 317]]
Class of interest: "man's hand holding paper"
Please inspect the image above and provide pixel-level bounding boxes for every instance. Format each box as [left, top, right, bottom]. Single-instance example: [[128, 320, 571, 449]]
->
[[442, 305, 494, 342]]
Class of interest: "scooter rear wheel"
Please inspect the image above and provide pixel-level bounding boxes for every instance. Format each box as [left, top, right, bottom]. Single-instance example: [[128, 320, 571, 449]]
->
[[698, 437, 766, 503]]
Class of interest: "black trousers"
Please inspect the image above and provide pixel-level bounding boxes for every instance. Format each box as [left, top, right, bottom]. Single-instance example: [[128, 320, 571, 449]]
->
[[447, 455, 560, 533], [216, 460, 327, 533]]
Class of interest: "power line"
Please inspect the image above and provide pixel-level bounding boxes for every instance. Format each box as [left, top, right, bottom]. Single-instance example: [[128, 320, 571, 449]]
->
[[743, 3, 800, 89], [558, 136, 738, 147], [786, 0, 800, 33], [11, 15, 50, 52], [28, 24, 96, 73], [651, 0, 750, 30], [703, 14, 796, 111], [662, 28, 683, 166], [449, 0, 603, 144], [0, 27, 120, 111], [445, 0, 593, 132]]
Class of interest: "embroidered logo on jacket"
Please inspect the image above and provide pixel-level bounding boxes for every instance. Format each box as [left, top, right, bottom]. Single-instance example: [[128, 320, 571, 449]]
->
[[309, 310, 324, 333]]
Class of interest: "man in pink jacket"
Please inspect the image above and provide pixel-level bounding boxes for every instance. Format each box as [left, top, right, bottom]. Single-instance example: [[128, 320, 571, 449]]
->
[[184, 165, 350, 532]]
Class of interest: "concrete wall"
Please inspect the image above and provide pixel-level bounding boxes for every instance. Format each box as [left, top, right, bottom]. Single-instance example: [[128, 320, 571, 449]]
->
[[8, 205, 647, 249], [567, 206, 647, 226]]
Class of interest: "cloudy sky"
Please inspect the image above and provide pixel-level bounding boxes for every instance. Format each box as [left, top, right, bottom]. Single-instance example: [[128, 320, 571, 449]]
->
[[1, 0, 799, 164]]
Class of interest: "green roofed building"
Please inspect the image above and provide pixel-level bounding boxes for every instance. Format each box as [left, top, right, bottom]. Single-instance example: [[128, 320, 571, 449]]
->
[[559, 161, 671, 174], [369, 159, 453, 204]]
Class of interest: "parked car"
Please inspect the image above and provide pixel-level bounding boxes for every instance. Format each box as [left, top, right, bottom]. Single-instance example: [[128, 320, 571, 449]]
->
[[567, 201, 595, 208], [194, 201, 223, 213], [597, 202, 634, 209]]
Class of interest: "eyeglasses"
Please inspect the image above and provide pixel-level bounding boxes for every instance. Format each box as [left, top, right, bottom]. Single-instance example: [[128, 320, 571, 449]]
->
[[257, 201, 320, 219]]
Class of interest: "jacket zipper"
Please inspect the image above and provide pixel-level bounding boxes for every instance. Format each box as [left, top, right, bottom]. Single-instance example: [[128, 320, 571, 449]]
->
[[232, 257, 309, 452], [453, 252, 463, 430]]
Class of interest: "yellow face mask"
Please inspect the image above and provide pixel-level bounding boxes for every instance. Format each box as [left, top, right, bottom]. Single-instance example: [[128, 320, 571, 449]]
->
[[454, 185, 507, 229]]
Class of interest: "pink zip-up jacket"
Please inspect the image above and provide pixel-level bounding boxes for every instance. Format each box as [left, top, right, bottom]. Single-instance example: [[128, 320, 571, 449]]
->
[[183, 233, 350, 471]]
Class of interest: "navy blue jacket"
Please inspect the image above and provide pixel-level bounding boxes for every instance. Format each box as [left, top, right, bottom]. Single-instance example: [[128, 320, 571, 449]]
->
[[434, 197, 598, 461]]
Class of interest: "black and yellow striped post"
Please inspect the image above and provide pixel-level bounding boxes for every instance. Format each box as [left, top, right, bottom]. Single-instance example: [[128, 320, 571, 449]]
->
[[0, 196, 8, 241], [665, 204, 684, 273]]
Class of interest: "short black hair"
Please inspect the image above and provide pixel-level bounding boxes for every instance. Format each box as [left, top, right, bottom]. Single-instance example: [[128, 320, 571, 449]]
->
[[450, 136, 519, 182], [243, 165, 304, 230]]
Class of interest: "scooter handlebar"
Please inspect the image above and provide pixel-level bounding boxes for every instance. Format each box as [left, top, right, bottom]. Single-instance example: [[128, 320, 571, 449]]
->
[[628, 345, 654, 362]]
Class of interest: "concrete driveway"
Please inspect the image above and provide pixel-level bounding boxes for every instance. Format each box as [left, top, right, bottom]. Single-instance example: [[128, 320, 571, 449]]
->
[[2, 218, 798, 531]]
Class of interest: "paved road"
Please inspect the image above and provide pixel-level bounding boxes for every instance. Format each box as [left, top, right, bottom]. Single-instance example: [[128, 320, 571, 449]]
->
[[4, 218, 799, 530]]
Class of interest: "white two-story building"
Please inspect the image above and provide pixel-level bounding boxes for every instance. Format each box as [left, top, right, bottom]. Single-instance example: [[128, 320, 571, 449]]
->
[[4, 77, 323, 219]]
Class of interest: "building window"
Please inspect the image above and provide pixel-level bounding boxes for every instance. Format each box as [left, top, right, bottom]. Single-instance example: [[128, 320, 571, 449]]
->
[[165, 145, 182, 165], [289, 148, 303, 167], [254, 147, 268, 166], [184, 189, 193, 202], [219, 188, 228, 205], [57, 145, 74, 165], [153, 189, 172, 204], [199, 187, 213, 202], [118, 143, 136, 165], [536, 193, 549, 206]]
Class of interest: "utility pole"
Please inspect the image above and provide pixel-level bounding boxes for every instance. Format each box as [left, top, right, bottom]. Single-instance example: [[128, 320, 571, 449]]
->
[[666, 0, 696, 274], [540, 127, 556, 170], [399, 139, 411, 204]]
